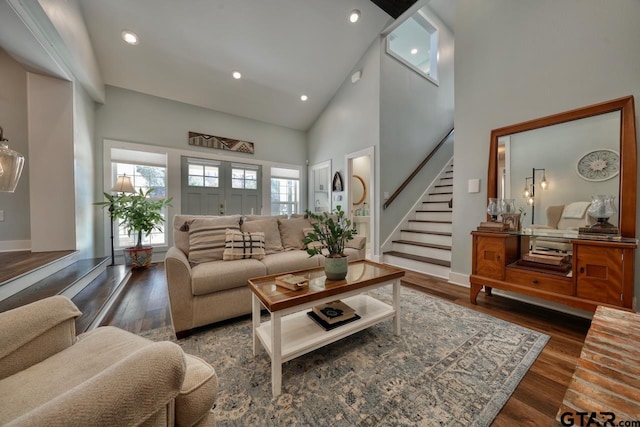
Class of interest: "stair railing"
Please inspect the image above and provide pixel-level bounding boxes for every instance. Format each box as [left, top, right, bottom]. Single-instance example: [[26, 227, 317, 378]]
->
[[383, 127, 454, 210]]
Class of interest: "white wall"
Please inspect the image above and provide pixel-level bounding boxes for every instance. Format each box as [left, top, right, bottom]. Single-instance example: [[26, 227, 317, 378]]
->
[[454, 0, 640, 307], [0, 48, 30, 250], [73, 81, 97, 257], [379, 6, 455, 241], [27, 72, 76, 251]]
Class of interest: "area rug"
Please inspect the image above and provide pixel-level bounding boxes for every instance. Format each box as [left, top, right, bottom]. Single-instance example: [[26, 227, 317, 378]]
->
[[140, 288, 549, 426]]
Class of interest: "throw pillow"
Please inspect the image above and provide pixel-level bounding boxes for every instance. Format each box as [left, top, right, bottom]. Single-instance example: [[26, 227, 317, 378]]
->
[[278, 217, 313, 250], [241, 217, 284, 254], [188, 215, 241, 263], [223, 229, 266, 260], [303, 227, 323, 250]]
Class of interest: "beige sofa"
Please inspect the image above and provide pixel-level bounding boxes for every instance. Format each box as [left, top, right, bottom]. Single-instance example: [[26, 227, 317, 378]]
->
[[164, 214, 366, 338], [532, 202, 594, 251], [0, 296, 217, 426]]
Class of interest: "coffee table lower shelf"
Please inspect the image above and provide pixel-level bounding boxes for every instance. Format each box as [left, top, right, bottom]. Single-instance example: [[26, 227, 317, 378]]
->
[[255, 294, 394, 363]]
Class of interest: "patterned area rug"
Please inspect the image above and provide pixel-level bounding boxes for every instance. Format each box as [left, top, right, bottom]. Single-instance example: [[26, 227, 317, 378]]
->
[[140, 288, 549, 426]]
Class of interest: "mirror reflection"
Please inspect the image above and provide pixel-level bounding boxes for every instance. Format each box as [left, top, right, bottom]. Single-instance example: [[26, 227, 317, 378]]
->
[[497, 111, 621, 229]]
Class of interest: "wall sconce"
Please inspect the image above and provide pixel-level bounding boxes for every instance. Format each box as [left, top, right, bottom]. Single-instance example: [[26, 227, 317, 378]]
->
[[0, 126, 25, 193], [521, 168, 548, 223]]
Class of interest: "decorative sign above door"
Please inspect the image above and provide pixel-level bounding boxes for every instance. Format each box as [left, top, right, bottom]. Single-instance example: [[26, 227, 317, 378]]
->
[[188, 131, 255, 154]]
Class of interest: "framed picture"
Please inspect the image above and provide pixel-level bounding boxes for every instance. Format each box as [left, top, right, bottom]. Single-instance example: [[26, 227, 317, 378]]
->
[[332, 172, 343, 192]]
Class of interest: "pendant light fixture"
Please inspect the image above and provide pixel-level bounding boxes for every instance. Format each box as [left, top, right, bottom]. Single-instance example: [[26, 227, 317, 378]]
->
[[0, 126, 25, 193]]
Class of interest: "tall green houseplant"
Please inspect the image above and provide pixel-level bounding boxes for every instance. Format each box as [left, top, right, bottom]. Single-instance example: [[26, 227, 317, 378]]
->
[[97, 189, 172, 267]]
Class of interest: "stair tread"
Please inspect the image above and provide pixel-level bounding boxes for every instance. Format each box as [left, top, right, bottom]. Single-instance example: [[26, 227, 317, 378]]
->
[[401, 230, 452, 236], [429, 192, 453, 195], [434, 184, 453, 187], [416, 210, 452, 213], [0, 258, 108, 313], [422, 201, 449, 204], [73, 265, 130, 333], [384, 251, 451, 267], [408, 219, 452, 224], [392, 240, 452, 250], [440, 177, 453, 180]]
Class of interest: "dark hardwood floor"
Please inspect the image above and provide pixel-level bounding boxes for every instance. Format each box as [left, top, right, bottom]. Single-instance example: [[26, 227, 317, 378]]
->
[[0, 250, 75, 284], [102, 264, 591, 426]]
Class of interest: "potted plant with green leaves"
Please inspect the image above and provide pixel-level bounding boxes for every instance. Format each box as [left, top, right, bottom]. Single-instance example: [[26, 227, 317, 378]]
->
[[97, 189, 172, 268], [302, 205, 359, 280]]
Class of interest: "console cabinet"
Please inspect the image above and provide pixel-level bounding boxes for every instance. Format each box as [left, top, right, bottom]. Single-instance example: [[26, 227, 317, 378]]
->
[[470, 231, 636, 312]]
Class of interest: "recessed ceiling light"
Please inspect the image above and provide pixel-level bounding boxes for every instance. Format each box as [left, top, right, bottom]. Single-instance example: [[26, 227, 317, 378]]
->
[[300, 94, 308, 101], [121, 30, 139, 45], [410, 48, 418, 55], [349, 9, 360, 23], [232, 71, 242, 80]]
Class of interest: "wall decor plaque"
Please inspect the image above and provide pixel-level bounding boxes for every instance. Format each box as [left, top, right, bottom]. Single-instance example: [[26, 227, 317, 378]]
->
[[576, 149, 619, 181], [188, 131, 255, 154]]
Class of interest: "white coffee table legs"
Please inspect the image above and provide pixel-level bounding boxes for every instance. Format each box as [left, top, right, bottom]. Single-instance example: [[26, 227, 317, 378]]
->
[[393, 279, 401, 335], [270, 312, 282, 396]]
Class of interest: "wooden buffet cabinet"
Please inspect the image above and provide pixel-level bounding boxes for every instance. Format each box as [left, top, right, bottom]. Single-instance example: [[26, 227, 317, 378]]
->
[[476, 95, 638, 314], [470, 231, 637, 312]]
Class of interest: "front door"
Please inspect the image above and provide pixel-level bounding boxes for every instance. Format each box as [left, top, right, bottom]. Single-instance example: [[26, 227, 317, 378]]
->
[[181, 157, 261, 215]]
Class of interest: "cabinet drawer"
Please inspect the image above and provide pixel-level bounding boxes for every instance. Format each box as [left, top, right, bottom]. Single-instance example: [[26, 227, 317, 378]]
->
[[505, 268, 573, 295]]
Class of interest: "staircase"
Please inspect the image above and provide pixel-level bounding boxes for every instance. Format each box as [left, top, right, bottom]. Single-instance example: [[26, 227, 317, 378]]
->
[[0, 253, 131, 333], [383, 162, 453, 278]]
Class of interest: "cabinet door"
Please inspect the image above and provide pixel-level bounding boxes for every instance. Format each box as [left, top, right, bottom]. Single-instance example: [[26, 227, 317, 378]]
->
[[576, 245, 623, 306], [475, 236, 506, 280]]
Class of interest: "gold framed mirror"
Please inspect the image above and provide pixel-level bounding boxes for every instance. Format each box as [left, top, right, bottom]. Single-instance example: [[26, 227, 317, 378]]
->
[[488, 96, 637, 237], [352, 175, 367, 206]]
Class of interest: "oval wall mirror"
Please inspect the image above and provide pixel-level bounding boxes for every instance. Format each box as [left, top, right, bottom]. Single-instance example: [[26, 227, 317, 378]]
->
[[352, 175, 366, 206]]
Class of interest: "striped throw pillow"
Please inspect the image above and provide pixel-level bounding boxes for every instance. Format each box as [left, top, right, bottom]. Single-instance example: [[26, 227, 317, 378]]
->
[[223, 229, 266, 260], [188, 216, 241, 263]]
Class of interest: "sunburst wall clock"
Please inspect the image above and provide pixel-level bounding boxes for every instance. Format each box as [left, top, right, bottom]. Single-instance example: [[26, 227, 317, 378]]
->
[[576, 149, 620, 182]]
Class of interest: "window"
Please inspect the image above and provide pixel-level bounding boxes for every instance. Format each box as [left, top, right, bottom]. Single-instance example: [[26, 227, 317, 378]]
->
[[385, 7, 439, 85], [188, 163, 219, 187], [232, 166, 258, 189], [271, 167, 300, 216], [110, 148, 168, 248]]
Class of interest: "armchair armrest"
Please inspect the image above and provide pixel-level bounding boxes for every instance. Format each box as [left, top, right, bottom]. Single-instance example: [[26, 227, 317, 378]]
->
[[0, 296, 81, 380], [164, 246, 195, 334], [7, 341, 186, 427], [347, 236, 367, 260]]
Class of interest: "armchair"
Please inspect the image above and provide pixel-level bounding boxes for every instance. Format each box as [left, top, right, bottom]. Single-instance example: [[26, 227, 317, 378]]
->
[[0, 296, 217, 426]]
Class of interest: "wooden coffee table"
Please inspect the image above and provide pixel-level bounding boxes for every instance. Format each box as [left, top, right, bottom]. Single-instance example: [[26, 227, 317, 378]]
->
[[248, 260, 405, 396]]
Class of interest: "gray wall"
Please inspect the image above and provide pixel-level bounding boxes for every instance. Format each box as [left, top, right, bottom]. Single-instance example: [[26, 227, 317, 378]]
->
[[454, 0, 640, 308], [0, 48, 30, 248], [308, 39, 381, 182], [94, 85, 307, 255], [379, 6, 455, 241]]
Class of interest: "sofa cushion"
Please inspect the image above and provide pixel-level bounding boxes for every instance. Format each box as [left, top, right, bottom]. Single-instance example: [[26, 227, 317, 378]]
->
[[243, 214, 287, 222], [241, 217, 284, 254], [303, 227, 323, 250], [174, 215, 217, 256], [318, 248, 361, 266], [175, 354, 217, 427], [278, 217, 313, 250], [260, 251, 320, 275], [188, 215, 241, 264], [223, 229, 266, 260], [191, 259, 267, 295]]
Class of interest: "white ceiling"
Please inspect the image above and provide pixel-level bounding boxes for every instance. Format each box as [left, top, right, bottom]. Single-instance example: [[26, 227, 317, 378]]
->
[[79, 0, 392, 131]]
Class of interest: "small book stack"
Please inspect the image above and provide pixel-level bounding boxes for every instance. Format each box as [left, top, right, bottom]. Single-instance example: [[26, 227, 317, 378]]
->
[[521, 251, 569, 266], [307, 300, 360, 330], [516, 251, 571, 273], [477, 221, 510, 232], [578, 227, 622, 240], [275, 274, 309, 291]]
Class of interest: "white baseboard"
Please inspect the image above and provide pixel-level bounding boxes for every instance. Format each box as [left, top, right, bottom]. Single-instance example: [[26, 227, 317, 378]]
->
[[448, 271, 469, 287], [0, 240, 31, 252]]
